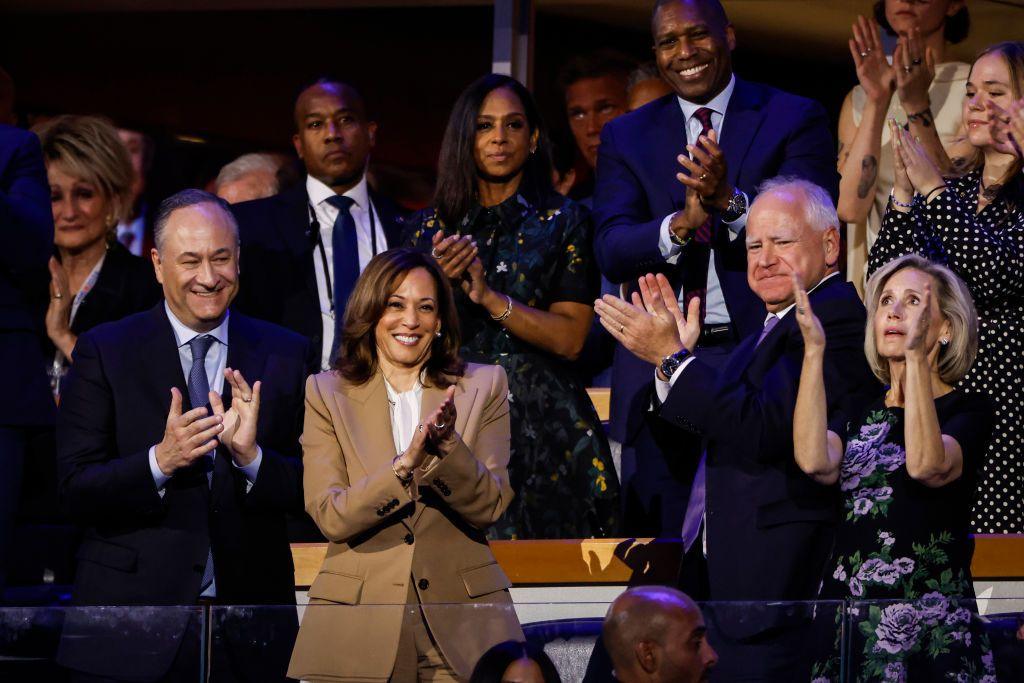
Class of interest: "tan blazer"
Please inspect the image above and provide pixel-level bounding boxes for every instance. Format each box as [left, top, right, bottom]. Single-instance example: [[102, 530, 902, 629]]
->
[[288, 363, 523, 682]]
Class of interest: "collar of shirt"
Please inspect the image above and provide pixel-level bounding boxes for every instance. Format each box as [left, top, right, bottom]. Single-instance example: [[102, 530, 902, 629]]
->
[[306, 172, 371, 212], [164, 301, 230, 349], [765, 271, 841, 325], [676, 74, 736, 131]]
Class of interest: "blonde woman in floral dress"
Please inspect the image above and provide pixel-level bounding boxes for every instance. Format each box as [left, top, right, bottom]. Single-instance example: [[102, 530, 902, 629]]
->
[[792, 254, 994, 682]]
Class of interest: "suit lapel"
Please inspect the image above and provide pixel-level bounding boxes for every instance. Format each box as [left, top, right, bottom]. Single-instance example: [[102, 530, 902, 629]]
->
[[369, 188, 404, 248], [141, 304, 190, 409], [334, 374, 395, 478], [720, 79, 766, 190], [647, 96, 690, 214]]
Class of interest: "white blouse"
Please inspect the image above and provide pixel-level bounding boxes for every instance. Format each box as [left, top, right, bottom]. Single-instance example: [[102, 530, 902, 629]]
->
[[384, 378, 423, 454]]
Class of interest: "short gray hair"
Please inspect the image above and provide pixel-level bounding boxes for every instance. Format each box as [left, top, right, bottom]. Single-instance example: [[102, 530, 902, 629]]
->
[[214, 153, 280, 194], [754, 176, 838, 234], [626, 61, 662, 93], [153, 189, 239, 252], [864, 254, 979, 385]]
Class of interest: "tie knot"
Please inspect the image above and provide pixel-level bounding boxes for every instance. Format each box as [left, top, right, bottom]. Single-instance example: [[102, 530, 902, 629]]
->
[[693, 107, 715, 135], [326, 195, 356, 212], [189, 334, 214, 362]]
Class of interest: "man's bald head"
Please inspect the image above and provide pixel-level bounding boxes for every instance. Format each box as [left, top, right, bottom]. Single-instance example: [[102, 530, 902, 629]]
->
[[604, 586, 717, 683]]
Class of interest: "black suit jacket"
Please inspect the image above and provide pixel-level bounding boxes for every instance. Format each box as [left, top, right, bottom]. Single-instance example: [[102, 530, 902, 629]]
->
[[56, 304, 309, 680], [660, 277, 879, 610], [231, 182, 407, 372], [0, 125, 55, 427], [593, 80, 840, 445]]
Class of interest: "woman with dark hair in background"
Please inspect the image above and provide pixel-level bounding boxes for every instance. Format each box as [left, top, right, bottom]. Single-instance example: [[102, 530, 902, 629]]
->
[[406, 74, 620, 539], [869, 41, 1024, 533], [33, 115, 160, 398], [839, 0, 972, 291], [469, 641, 561, 683], [289, 248, 522, 681]]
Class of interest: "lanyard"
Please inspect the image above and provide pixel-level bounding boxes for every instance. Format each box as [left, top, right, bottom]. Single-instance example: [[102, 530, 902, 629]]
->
[[50, 252, 106, 395], [308, 196, 379, 314]]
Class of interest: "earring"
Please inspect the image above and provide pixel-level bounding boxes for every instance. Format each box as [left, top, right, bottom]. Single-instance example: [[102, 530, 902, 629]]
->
[[940, 338, 950, 346], [435, 330, 442, 338]]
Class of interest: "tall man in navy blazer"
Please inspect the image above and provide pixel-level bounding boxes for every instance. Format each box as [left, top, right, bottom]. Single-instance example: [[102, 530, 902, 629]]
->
[[56, 190, 309, 682], [592, 0, 840, 537], [232, 79, 407, 375]]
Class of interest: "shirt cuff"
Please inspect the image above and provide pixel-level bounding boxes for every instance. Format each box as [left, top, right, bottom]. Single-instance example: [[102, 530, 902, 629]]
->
[[148, 446, 170, 496], [232, 446, 263, 491], [654, 356, 697, 403], [721, 191, 749, 235], [658, 213, 682, 263]]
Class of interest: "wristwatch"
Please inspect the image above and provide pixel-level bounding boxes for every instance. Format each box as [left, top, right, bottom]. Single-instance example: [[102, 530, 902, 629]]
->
[[721, 187, 748, 223], [659, 348, 691, 380]]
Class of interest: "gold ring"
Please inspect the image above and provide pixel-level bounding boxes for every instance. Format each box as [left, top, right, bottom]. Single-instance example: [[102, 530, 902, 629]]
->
[[620, 324, 624, 333], [53, 293, 64, 299], [699, 173, 709, 181]]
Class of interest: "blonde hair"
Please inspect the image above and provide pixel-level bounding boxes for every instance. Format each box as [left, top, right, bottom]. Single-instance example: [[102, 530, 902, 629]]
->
[[33, 115, 135, 229], [864, 254, 978, 385]]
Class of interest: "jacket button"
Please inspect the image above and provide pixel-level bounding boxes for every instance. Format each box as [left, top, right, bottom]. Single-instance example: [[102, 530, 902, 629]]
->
[[418, 578, 429, 590], [404, 533, 414, 545]]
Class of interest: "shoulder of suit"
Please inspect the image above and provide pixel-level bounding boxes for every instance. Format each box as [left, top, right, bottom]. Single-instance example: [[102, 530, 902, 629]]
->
[[231, 184, 305, 219], [78, 305, 160, 348], [744, 79, 824, 117], [605, 93, 675, 135], [458, 362, 507, 393], [232, 311, 309, 349]]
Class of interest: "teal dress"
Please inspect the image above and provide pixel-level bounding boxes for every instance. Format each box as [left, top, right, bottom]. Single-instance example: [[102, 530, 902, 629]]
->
[[405, 192, 621, 539], [812, 390, 996, 682]]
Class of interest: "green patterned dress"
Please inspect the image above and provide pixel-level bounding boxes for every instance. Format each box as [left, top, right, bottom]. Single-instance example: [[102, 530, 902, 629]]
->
[[405, 192, 620, 539], [812, 391, 996, 682]]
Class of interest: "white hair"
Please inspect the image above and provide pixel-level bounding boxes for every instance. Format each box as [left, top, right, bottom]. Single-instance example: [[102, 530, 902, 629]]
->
[[214, 153, 280, 193], [754, 176, 838, 234]]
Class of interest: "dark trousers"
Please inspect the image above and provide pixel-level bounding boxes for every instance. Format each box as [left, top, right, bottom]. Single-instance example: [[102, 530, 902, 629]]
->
[[0, 426, 26, 594]]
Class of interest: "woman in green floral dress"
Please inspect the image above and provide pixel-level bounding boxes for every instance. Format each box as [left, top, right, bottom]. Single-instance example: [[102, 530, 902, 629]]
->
[[792, 254, 995, 682], [404, 74, 620, 539]]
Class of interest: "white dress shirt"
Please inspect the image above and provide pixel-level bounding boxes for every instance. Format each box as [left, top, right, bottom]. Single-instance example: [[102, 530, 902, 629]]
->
[[148, 304, 262, 491], [657, 75, 748, 326], [307, 173, 387, 370], [384, 378, 424, 454]]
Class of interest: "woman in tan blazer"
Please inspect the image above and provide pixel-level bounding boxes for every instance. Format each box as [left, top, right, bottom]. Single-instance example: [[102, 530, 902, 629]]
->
[[288, 248, 523, 682]]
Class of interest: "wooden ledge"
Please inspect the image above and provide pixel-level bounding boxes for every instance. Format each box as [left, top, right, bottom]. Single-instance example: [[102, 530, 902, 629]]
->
[[293, 535, 1024, 588]]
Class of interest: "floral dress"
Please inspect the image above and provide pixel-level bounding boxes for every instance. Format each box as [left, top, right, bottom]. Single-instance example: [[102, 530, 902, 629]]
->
[[405, 191, 621, 539], [868, 171, 1024, 533], [812, 391, 996, 682]]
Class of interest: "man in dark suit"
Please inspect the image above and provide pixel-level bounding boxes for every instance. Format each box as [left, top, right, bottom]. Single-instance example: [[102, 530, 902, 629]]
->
[[592, 0, 839, 538], [56, 190, 308, 682], [0, 124, 54, 595], [598, 178, 877, 680], [232, 79, 406, 374]]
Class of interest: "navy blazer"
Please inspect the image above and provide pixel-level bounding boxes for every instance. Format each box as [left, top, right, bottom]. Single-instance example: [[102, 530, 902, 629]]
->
[[0, 125, 55, 427], [56, 305, 309, 680], [593, 80, 840, 444], [659, 277, 879, 612], [231, 182, 407, 372]]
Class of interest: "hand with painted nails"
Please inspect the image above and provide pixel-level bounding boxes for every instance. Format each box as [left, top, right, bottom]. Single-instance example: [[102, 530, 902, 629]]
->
[[894, 28, 935, 114], [430, 229, 479, 281], [850, 15, 894, 105]]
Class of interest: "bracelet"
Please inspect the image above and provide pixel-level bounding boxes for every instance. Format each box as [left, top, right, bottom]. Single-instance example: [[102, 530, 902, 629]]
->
[[906, 107, 933, 126], [889, 191, 914, 210], [491, 294, 513, 322], [923, 184, 946, 202], [392, 454, 413, 485]]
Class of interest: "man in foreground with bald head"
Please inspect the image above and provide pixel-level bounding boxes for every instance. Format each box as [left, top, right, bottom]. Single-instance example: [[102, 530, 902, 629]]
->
[[232, 78, 407, 374], [604, 586, 717, 683]]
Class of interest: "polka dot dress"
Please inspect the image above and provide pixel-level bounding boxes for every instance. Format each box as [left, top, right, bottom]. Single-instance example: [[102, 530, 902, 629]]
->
[[868, 169, 1024, 533]]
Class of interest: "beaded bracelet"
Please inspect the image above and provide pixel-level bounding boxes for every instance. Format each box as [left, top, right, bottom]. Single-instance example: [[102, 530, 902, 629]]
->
[[491, 295, 513, 322], [889, 191, 914, 210]]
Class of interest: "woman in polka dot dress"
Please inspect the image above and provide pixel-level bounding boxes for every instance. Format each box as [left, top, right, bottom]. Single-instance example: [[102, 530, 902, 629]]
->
[[868, 41, 1024, 532]]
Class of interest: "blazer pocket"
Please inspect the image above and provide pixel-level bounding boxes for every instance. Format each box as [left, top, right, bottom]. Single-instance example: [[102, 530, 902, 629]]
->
[[460, 561, 512, 599], [307, 570, 364, 605], [755, 498, 836, 529], [76, 538, 138, 572]]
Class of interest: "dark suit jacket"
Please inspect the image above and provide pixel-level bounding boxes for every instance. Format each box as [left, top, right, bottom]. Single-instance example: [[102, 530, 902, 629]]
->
[[44, 241, 162, 360], [231, 182, 407, 372], [55, 304, 309, 681], [660, 276, 879, 612], [593, 80, 840, 445], [0, 125, 55, 427]]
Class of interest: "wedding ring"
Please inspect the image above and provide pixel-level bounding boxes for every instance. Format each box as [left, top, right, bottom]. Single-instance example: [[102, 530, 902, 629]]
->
[[911, 57, 922, 65], [860, 52, 868, 58], [430, 248, 441, 259], [418, 424, 424, 432], [620, 324, 625, 333], [797, 307, 806, 315], [242, 396, 252, 403], [434, 422, 446, 430], [53, 292, 63, 299], [903, 66, 913, 73], [699, 173, 709, 181]]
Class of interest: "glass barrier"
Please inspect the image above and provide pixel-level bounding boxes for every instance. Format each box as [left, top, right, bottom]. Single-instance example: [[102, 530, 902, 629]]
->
[[2, 600, 1023, 681]]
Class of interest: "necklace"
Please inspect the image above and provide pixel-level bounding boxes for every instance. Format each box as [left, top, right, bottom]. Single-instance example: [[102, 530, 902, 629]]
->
[[980, 177, 1002, 203]]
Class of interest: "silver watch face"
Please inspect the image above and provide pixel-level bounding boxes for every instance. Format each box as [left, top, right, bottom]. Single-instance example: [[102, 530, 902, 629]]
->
[[728, 190, 746, 216]]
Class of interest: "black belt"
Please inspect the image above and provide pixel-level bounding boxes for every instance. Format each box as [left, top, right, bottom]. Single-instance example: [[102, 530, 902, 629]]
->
[[697, 323, 736, 347]]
